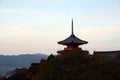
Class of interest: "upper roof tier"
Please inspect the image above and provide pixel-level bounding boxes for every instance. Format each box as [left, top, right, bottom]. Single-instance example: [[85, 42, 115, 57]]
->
[[58, 19, 88, 45], [58, 34, 88, 45]]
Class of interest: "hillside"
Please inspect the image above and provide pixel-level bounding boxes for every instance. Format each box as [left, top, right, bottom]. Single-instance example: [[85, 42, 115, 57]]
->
[[31, 50, 120, 80], [5, 50, 120, 80]]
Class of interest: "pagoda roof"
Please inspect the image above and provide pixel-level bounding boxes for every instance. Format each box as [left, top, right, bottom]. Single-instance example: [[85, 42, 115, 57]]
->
[[58, 34, 88, 45]]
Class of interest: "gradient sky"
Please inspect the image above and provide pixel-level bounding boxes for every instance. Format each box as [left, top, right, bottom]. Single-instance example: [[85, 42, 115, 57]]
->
[[0, 0, 120, 55]]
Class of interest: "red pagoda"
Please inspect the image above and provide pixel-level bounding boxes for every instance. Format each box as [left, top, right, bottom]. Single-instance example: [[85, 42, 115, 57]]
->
[[58, 19, 88, 51]]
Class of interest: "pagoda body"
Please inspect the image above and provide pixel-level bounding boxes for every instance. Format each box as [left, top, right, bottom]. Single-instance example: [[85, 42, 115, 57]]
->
[[58, 19, 88, 51]]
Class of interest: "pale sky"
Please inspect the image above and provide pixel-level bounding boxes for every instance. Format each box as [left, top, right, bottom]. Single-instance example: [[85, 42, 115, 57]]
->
[[0, 0, 120, 55]]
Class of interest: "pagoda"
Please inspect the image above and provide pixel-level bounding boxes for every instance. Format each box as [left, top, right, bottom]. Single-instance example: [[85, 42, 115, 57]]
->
[[58, 19, 88, 51]]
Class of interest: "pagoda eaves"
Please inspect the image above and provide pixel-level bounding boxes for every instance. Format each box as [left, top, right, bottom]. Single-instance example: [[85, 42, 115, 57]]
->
[[58, 34, 88, 45]]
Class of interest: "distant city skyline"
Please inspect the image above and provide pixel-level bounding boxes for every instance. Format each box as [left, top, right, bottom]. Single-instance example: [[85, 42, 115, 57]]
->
[[0, 0, 120, 55]]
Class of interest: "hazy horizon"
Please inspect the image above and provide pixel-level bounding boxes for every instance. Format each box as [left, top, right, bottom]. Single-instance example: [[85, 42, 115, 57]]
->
[[0, 0, 120, 55]]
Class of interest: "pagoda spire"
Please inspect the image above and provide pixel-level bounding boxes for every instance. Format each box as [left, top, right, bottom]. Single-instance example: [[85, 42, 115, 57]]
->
[[72, 18, 74, 35]]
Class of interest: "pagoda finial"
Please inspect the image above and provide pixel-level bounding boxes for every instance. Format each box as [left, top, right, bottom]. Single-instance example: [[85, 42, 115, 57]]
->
[[72, 18, 74, 35]]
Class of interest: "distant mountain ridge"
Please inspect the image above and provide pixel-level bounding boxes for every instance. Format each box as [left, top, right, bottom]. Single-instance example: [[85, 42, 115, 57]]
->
[[0, 53, 48, 68], [0, 53, 48, 74]]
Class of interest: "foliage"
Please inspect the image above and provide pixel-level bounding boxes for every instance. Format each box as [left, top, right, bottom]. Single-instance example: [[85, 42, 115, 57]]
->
[[6, 50, 120, 80], [31, 50, 120, 80]]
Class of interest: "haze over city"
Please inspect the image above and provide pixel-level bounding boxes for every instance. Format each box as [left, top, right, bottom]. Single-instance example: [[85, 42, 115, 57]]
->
[[0, 0, 120, 55]]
